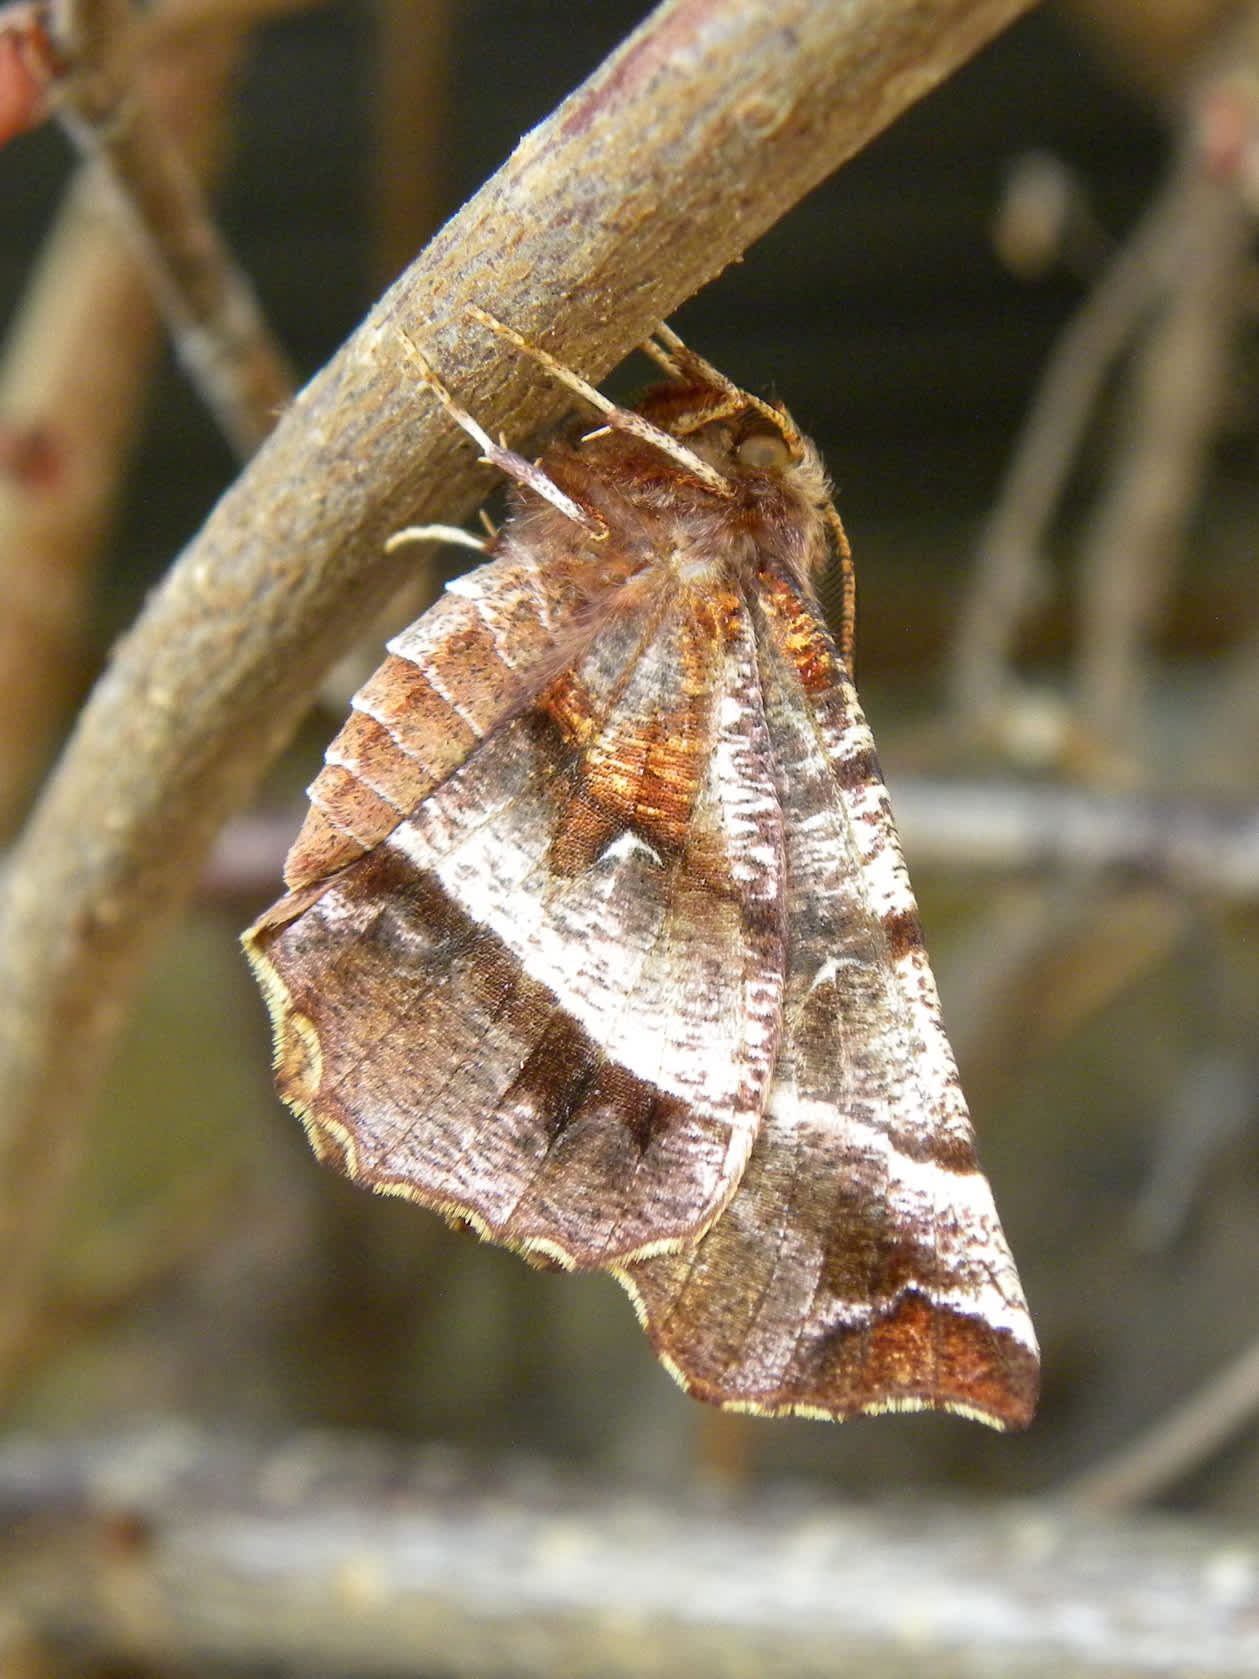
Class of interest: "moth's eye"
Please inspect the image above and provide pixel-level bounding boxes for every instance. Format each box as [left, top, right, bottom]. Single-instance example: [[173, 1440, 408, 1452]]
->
[[737, 432, 792, 470]]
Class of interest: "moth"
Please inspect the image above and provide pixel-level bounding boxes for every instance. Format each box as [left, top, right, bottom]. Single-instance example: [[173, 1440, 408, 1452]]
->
[[244, 310, 1039, 1429]]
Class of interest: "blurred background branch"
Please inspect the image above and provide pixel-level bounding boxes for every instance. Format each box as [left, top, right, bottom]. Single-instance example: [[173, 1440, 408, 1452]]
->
[[203, 780, 1259, 903], [3, 1424, 1259, 1678], [47, 0, 295, 456], [0, 0, 313, 845]]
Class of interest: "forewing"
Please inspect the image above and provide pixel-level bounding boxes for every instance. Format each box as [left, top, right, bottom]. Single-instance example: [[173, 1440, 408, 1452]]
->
[[246, 567, 786, 1268], [617, 569, 1039, 1427]]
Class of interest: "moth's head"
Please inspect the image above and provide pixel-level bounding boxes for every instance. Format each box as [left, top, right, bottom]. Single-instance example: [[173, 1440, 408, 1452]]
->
[[632, 380, 830, 519], [611, 377, 844, 624], [637, 381, 802, 473]]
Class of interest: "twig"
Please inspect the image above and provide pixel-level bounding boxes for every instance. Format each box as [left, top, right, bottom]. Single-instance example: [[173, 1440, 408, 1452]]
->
[[0, 0, 1037, 1403], [1074, 159, 1250, 755], [1064, 1334, 1259, 1513], [0, 0, 297, 838], [3, 1424, 1259, 1676], [370, 0, 453, 288], [951, 27, 1259, 754], [890, 778, 1259, 898], [1130, 1046, 1255, 1253], [206, 781, 1259, 905], [47, 0, 294, 457], [948, 162, 1186, 732]]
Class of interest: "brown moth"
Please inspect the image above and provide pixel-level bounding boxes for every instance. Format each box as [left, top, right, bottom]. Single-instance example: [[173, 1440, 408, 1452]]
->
[[244, 312, 1039, 1429]]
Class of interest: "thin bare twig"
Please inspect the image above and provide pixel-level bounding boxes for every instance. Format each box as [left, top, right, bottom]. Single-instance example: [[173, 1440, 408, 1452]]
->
[[1065, 1334, 1259, 1513], [47, 0, 294, 456], [0, 0, 1037, 1403], [1074, 162, 1250, 754], [0, 0, 302, 837], [951, 24, 1259, 757], [891, 778, 1259, 898], [205, 781, 1259, 905], [1130, 1046, 1255, 1252], [949, 179, 1178, 732], [370, 0, 453, 289], [4, 1425, 1259, 1676], [935, 879, 1183, 1110]]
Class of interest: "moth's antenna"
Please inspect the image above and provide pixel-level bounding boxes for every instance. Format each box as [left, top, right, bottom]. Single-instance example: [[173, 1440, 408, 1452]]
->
[[824, 502, 856, 670], [646, 323, 807, 459], [466, 306, 736, 498], [646, 324, 744, 397], [638, 331, 685, 380]]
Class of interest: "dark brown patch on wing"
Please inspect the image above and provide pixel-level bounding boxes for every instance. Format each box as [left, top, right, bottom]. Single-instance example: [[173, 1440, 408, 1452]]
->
[[879, 907, 925, 960], [620, 1120, 1038, 1428], [250, 843, 719, 1267], [791, 1293, 1039, 1427], [829, 741, 881, 794]]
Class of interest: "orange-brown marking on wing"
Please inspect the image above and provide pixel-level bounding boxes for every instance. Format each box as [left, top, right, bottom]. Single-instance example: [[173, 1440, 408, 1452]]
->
[[541, 587, 738, 873], [285, 653, 486, 889], [759, 566, 836, 693]]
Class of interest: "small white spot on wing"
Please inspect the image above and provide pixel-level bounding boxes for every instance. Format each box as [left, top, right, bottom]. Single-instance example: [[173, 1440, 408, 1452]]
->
[[599, 829, 663, 868]]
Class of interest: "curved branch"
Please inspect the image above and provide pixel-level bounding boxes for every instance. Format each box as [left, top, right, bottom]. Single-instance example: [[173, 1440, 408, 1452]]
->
[[0, 0, 1036, 1396]]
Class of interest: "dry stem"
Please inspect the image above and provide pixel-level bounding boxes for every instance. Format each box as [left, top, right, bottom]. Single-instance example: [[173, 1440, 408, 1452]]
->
[[950, 37, 1258, 759], [206, 781, 1259, 905], [1065, 1333, 1259, 1513], [1074, 164, 1249, 752], [948, 181, 1177, 730], [370, 0, 453, 288], [890, 778, 1259, 897]]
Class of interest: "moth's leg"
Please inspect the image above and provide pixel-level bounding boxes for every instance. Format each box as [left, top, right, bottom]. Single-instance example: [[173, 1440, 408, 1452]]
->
[[466, 306, 735, 498], [399, 328, 606, 534], [385, 524, 491, 556]]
